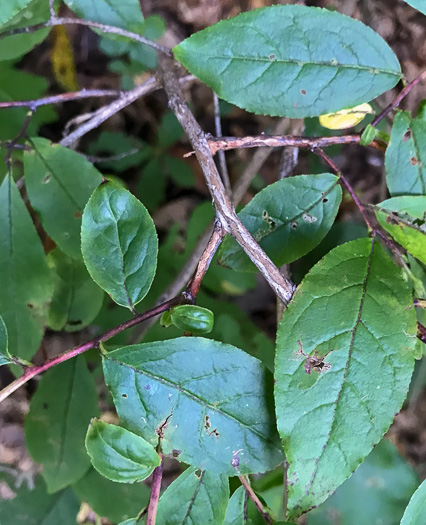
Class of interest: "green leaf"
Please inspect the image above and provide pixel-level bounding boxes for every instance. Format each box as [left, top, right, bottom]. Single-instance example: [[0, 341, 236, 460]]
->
[[218, 174, 342, 272], [81, 181, 158, 311], [385, 112, 426, 196], [0, 314, 11, 365], [103, 337, 283, 475], [275, 238, 416, 518], [224, 486, 246, 525], [401, 479, 426, 525], [72, 467, 150, 523], [402, 0, 426, 15], [156, 467, 229, 525], [85, 419, 160, 483], [0, 175, 53, 360], [360, 124, 376, 146], [47, 249, 104, 332], [173, 5, 401, 118], [170, 305, 214, 334], [0, 474, 79, 525], [64, 0, 144, 32], [25, 356, 100, 492], [308, 440, 419, 525], [24, 138, 103, 260], [376, 196, 426, 264]]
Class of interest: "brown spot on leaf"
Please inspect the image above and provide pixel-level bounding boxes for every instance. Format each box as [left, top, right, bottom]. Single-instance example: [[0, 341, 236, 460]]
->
[[269, 54, 275, 60], [172, 449, 181, 458], [410, 157, 418, 166], [403, 130, 411, 142], [74, 211, 82, 218], [301, 89, 307, 95]]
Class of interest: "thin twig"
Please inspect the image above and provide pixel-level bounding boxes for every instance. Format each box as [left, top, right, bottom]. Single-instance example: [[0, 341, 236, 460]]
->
[[4, 110, 34, 171], [84, 147, 141, 164], [283, 460, 289, 522], [1, 16, 172, 56], [213, 92, 232, 200], [158, 54, 294, 306], [0, 89, 122, 109], [238, 475, 273, 524], [0, 296, 184, 405], [48, 0, 55, 18], [371, 70, 426, 127], [146, 457, 164, 525]]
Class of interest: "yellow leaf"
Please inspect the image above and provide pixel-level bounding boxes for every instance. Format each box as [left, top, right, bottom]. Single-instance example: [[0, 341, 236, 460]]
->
[[51, 26, 79, 92], [319, 103, 373, 130]]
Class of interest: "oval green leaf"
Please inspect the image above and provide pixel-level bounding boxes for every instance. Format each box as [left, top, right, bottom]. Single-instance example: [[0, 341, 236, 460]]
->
[[224, 486, 246, 525], [24, 137, 103, 260], [275, 239, 416, 518], [173, 5, 401, 118], [385, 112, 426, 196], [170, 305, 214, 334], [0, 315, 12, 367], [25, 356, 100, 492], [85, 419, 160, 483], [156, 467, 229, 525], [103, 337, 283, 475], [0, 175, 53, 360], [81, 182, 158, 311], [401, 479, 426, 525], [218, 174, 342, 272], [47, 249, 104, 332], [376, 196, 426, 264]]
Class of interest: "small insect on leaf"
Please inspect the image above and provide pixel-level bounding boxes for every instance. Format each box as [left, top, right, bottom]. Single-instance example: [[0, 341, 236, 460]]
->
[[319, 103, 373, 130]]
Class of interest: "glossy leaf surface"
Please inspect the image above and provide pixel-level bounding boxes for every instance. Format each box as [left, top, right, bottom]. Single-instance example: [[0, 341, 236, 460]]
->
[[174, 5, 401, 118], [64, 0, 144, 31], [376, 196, 426, 264], [25, 357, 99, 492], [0, 175, 53, 360], [85, 419, 160, 483], [385, 112, 426, 196], [275, 239, 416, 518], [224, 486, 246, 525], [170, 305, 214, 334], [103, 337, 283, 475], [400, 479, 426, 525], [24, 138, 102, 259], [47, 249, 104, 332], [81, 182, 158, 310], [218, 174, 341, 272], [156, 467, 229, 525]]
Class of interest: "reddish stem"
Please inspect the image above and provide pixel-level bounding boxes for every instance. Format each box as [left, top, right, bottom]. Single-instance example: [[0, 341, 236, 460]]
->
[[146, 457, 164, 525], [238, 475, 273, 524]]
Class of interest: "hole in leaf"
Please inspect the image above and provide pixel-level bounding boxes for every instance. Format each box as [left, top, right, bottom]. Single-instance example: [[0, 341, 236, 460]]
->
[[269, 53, 275, 60], [290, 222, 298, 230], [194, 469, 202, 478], [403, 130, 411, 142], [121, 393, 128, 398], [42, 173, 51, 184], [323, 198, 328, 203]]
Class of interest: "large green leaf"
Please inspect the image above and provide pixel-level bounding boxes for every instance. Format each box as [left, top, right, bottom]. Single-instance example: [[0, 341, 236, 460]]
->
[[72, 467, 150, 523], [401, 479, 426, 525], [25, 356, 100, 492], [103, 337, 283, 475], [173, 5, 401, 118], [275, 238, 416, 518], [0, 175, 53, 360], [85, 419, 160, 483], [156, 467, 229, 525], [376, 196, 426, 264], [218, 174, 342, 272], [24, 138, 102, 260], [64, 0, 144, 32], [47, 249, 104, 332], [0, 314, 12, 366], [0, 474, 79, 525], [402, 0, 426, 15], [224, 486, 246, 525], [385, 112, 426, 196], [81, 181, 158, 311], [307, 439, 419, 524]]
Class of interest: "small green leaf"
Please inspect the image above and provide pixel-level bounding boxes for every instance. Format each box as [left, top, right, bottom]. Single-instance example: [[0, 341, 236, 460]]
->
[[0, 314, 11, 365], [47, 249, 104, 332], [402, 0, 426, 15], [401, 479, 426, 525], [160, 310, 173, 327], [85, 419, 160, 483], [81, 182, 158, 311], [385, 112, 426, 196], [103, 337, 283, 475], [275, 239, 416, 518], [0, 474, 79, 525], [224, 486, 246, 525], [360, 124, 376, 146], [72, 467, 150, 523], [170, 305, 214, 334], [0, 175, 53, 360], [24, 138, 103, 260], [218, 174, 342, 272], [156, 467, 229, 524], [173, 5, 401, 118], [376, 196, 426, 264], [25, 356, 100, 492]]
